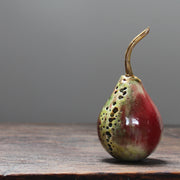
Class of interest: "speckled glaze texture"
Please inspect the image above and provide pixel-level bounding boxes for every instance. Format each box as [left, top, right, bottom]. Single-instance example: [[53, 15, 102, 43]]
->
[[97, 75, 163, 161]]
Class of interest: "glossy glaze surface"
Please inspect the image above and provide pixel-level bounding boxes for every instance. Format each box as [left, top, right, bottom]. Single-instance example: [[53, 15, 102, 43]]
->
[[97, 75, 163, 161]]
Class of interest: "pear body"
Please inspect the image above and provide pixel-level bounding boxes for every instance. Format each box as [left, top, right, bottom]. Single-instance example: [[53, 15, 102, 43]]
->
[[97, 75, 163, 161]]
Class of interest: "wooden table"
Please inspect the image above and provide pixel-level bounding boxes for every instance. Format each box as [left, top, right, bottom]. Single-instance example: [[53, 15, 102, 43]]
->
[[0, 124, 179, 180]]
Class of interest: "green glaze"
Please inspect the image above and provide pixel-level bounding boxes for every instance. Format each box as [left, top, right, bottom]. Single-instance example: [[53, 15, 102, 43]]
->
[[97, 75, 148, 161]]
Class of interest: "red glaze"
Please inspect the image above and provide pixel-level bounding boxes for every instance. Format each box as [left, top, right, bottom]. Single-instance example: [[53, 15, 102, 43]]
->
[[120, 85, 163, 155]]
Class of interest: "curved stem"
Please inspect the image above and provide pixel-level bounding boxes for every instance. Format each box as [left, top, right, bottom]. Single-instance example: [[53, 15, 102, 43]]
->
[[125, 27, 150, 76]]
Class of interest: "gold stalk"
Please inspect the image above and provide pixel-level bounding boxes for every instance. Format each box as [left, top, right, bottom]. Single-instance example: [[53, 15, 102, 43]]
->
[[125, 27, 150, 76]]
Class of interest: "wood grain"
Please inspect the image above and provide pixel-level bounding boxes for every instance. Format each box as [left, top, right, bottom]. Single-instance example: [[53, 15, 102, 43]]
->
[[0, 123, 179, 180]]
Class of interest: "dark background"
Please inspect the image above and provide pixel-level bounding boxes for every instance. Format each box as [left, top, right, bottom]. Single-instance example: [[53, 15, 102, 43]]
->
[[0, 1, 179, 124]]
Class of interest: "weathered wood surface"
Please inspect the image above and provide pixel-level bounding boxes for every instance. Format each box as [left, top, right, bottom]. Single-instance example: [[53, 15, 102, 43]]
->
[[0, 123, 179, 180]]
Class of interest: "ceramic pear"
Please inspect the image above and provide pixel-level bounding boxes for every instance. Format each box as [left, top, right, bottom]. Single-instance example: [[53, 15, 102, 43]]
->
[[97, 27, 163, 161]]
